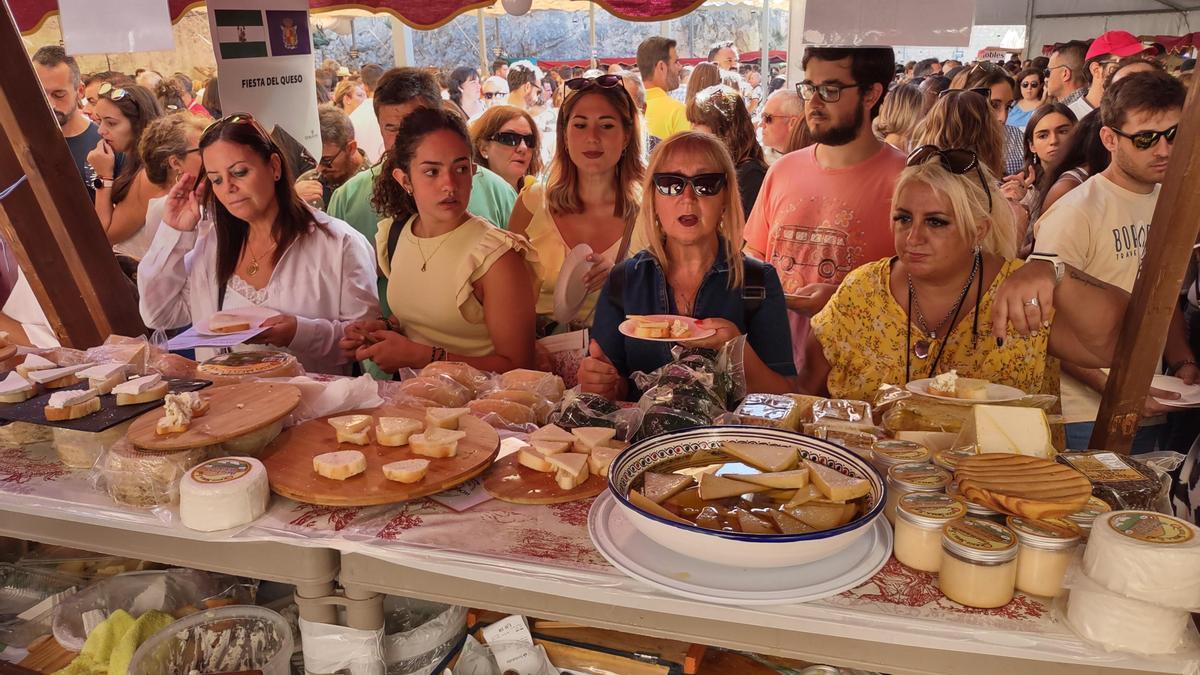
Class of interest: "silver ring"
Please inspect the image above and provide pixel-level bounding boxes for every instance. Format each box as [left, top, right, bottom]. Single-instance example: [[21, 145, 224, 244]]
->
[[1023, 297, 1040, 308]]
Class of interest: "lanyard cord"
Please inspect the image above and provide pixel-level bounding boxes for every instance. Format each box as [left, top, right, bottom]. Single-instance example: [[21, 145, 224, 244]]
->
[[905, 251, 983, 383]]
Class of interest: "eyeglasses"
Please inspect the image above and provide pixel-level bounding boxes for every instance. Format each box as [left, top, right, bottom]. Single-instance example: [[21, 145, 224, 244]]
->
[[906, 145, 993, 213], [761, 113, 795, 125], [1110, 124, 1178, 151], [318, 146, 346, 168], [651, 172, 727, 197], [483, 91, 506, 100], [565, 74, 623, 92], [97, 82, 129, 101], [491, 131, 537, 150], [796, 81, 863, 103]]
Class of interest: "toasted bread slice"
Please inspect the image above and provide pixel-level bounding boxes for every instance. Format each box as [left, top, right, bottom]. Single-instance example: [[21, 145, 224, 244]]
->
[[115, 380, 169, 406], [44, 396, 101, 421]]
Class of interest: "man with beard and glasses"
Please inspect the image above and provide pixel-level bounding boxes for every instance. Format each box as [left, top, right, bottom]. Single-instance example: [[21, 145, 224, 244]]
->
[[744, 46, 904, 372], [32, 46, 102, 201]]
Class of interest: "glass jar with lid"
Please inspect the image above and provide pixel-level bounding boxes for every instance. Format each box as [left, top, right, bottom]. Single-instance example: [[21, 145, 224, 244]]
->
[[885, 462, 950, 524], [939, 517, 1019, 608], [894, 493, 967, 572], [1007, 516, 1081, 597], [1065, 496, 1111, 540], [870, 440, 930, 475], [946, 482, 1006, 522]]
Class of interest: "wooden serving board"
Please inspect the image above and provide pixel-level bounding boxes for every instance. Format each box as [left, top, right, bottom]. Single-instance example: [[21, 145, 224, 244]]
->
[[259, 405, 499, 506], [126, 382, 301, 451], [483, 452, 606, 504]]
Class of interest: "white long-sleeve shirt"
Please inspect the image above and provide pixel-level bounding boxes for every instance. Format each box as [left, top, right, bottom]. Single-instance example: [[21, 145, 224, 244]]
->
[[137, 209, 378, 374]]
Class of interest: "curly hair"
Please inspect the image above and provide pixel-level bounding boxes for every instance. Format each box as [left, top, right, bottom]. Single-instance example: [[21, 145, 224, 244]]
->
[[468, 105, 543, 180], [372, 107, 471, 221], [139, 112, 207, 186], [912, 90, 1005, 177], [685, 85, 764, 166], [154, 80, 188, 113]]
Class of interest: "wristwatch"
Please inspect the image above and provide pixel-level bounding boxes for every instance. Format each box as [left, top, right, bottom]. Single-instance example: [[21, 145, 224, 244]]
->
[[1027, 252, 1065, 286], [92, 176, 114, 190]]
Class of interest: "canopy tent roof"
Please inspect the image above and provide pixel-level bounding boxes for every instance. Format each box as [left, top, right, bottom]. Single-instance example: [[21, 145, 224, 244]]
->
[[538, 49, 786, 70]]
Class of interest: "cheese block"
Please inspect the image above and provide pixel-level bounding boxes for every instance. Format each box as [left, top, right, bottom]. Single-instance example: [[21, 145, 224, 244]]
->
[[969, 405, 1053, 458], [410, 428, 467, 458], [375, 417, 423, 447], [698, 472, 771, 500], [571, 426, 616, 452], [529, 423, 577, 447], [102, 441, 208, 507], [113, 374, 168, 405], [517, 445, 555, 473], [425, 407, 469, 430], [44, 389, 101, 421], [328, 414, 373, 445], [720, 442, 797, 473], [16, 353, 56, 377], [769, 508, 817, 534], [784, 483, 824, 508], [0, 371, 35, 403], [28, 363, 93, 388], [629, 489, 691, 525], [530, 440, 571, 456], [208, 311, 252, 334], [735, 509, 775, 534], [382, 459, 430, 484], [725, 468, 810, 489], [547, 452, 590, 490], [78, 363, 129, 394], [588, 446, 622, 476], [180, 457, 269, 531], [313, 450, 367, 480], [803, 459, 870, 501], [643, 471, 694, 503]]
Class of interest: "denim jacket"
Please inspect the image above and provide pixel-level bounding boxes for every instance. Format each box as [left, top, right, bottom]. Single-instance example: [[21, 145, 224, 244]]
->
[[593, 249, 796, 398]]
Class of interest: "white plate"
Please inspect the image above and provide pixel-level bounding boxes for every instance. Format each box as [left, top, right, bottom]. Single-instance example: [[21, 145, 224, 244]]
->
[[1152, 374, 1200, 408], [588, 492, 892, 606], [906, 378, 1025, 404], [193, 307, 280, 336], [618, 315, 716, 343], [553, 244, 594, 325]]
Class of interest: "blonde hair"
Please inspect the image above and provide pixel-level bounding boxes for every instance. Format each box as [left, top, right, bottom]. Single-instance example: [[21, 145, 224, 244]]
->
[[874, 83, 923, 148], [911, 91, 1005, 177], [332, 78, 363, 110], [893, 160, 1017, 260], [639, 131, 745, 289]]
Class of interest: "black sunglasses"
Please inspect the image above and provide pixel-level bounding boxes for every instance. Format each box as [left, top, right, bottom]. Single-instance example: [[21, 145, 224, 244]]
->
[[651, 172, 726, 197], [491, 131, 536, 150], [202, 112, 265, 138], [761, 113, 795, 125], [565, 74, 623, 92], [906, 145, 993, 213], [318, 145, 346, 168], [1110, 124, 1177, 151]]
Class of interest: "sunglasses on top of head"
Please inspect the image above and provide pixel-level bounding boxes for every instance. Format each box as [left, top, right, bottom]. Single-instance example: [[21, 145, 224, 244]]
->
[[201, 112, 270, 142], [97, 82, 130, 102], [906, 145, 993, 213], [491, 131, 537, 149], [1110, 124, 1178, 151], [651, 172, 727, 197], [565, 74, 623, 92], [937, 87, 991, 100]]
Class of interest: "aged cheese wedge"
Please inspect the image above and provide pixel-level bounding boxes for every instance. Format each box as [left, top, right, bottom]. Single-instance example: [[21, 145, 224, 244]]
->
[[548, 452, 590, 490], [530, 423, 577, 447], [16, 353, 56, 377], [410, 428, 467, 458], [720, 442, 797, 473], [530, 440, 571, 456], [375, 417, 423, 447], [629, 489, 691, 525], [643, 472, 694, 504], [735, 509, 776, 534], [785, 501, 858, 530], [725, 468, 810, 489], [634, 320, 669, 338], [970, 405, 1053, 458], [28, 363, 93, 387], [328, 414, 373, 445], [803, 459, 870, 502], [783, 483, 824, 508], [425, 407, 469, 430], [588, 446, 622, 477], [517, 445, 555, 472], [0, 371, 35, 403], [571, 426, 616, 452], [382, 459, 430, 484], [698, 472, 771, 500], [313, 450, 367, 480], [768, 508, 817, 534]]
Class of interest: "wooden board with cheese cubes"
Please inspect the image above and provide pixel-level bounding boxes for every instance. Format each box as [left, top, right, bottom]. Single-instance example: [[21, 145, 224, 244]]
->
[[259, 405, 499, 506], [482, 425, 626, 504]]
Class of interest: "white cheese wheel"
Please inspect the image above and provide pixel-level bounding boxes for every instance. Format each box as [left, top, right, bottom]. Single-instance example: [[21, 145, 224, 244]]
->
[[1066, 571, 1191, 655], [180, 457, 270, 532], [1083, 510, 1200, 610]]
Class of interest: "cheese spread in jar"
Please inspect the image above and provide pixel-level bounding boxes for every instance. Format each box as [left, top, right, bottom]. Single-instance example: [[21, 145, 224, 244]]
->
[[939, 517, 1018, 608], [1006, 516, 1081, 597], [885, 462, 950, 524], [894, 493, 967, 572], [1065, 495, 1111, 540]]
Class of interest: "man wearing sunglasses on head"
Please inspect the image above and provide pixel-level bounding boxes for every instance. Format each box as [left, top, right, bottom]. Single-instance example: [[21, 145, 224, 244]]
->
[[294, 105, 369, 210], [1034, 70, 1192, 453], [744, 46, 904, 373]]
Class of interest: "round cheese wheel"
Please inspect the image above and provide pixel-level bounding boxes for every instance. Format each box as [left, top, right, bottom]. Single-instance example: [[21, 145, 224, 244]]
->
[[102, 439, 209, 507], [197, 349, 300, 386], [1083, 510, 1200, 610], [180, 456, 270, 531]]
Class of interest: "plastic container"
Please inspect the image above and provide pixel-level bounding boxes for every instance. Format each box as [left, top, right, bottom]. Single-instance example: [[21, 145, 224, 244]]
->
[[893, 493, 967, 573], [939, 517, 1018, 608], [870, 440, 930, 474], [1065, 495, 1111, 540], [0, 562, 79, 616], [128, 605, 293, 675]]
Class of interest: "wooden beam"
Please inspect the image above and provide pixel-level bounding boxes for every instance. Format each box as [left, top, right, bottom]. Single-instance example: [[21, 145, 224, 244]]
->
[[1090, 77, 1200, 452], [0, 3, 144, 348]]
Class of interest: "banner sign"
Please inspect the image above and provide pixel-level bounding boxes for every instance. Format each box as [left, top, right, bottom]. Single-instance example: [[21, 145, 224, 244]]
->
[[206, 0, 320, 161]]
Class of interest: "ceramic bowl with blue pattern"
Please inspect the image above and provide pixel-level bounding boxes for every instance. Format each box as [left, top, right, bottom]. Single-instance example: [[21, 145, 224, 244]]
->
[[607, 425, 886, 568]]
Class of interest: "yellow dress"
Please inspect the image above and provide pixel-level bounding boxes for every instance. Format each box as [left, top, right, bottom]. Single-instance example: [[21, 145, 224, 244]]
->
[[811, 258, 1055, 401], [377, 215, 541, 357]]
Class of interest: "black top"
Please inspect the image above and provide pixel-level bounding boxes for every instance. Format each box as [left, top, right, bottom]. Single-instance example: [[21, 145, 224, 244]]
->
[[736, 159, 768, 219], [66, 121, 101, 202]]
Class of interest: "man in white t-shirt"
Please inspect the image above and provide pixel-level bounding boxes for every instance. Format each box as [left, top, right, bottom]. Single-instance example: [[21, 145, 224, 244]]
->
[[1033, 70, 1192, 452]]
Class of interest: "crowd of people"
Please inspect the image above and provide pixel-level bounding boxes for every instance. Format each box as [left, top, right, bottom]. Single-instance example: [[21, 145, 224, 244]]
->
[[14, 30, 1199, 461]]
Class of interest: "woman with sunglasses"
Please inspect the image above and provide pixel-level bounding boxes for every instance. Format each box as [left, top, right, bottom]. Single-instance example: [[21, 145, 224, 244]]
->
[[139, 113, 379, 374], [87, 84, 166, 249], [796, 146, 1130, 400], [1007, 67, 1045, 130], [508, 73, 646, 334], [125, 113, 208, 260], [580, 132, 795, 401], [469, 106, 543, 194], [339, 107, 538, 374], [685, 85, 767, 218]]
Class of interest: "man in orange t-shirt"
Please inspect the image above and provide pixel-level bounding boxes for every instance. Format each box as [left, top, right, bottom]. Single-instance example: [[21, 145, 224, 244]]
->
[[745, 46, 905, 372]]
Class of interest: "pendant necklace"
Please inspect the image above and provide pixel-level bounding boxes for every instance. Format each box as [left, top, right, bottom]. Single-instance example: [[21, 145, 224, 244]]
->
[[907, 253, 979, 360], [414, 222, 453, 272], [245, 238, 275, 277]]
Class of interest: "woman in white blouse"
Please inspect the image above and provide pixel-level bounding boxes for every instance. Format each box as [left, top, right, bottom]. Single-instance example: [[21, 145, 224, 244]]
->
[[139, 113, 378, 374]]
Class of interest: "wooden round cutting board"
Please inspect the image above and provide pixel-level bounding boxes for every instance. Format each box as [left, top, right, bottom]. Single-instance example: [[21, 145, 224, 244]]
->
[[259, 405, 499, 506], [483, 452, 606, 505], [127, 382, 301, 451]]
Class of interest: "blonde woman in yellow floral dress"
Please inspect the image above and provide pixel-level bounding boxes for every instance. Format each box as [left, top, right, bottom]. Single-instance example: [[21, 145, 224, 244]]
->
[[795, 146, 1132, 400]]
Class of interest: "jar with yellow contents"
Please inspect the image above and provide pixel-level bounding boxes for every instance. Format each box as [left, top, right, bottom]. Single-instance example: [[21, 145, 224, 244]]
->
[[894, 493, 967, 573], [1065, 496, 1111, 540], [885, 462, 950, 525], [939, 517, 1018, 608], [1006, 516, 1081, 598]]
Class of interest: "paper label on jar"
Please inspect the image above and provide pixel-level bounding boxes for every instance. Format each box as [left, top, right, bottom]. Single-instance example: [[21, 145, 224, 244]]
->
[[1106, 512, 1195, 545], [1009, 516, 1079, 540], [191, 458, 252, 484], [1070, 496, 1112, 520], [874, 441, 928, 461], [891, 464, 948, 487], [1062, 453, 1145, 483], [900, 493, 966, 519], [946, 518, 1015, 551]]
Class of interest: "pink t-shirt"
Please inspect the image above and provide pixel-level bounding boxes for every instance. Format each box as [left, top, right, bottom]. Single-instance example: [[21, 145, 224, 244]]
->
[[744, 143, 905, 293]]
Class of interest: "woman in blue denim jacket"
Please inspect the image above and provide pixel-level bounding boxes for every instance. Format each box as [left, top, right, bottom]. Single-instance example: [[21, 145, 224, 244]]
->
[[580, 131, 796, 401]]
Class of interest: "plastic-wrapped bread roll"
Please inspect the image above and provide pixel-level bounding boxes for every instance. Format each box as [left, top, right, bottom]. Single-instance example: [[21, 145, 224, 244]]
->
[[101, 439, 209, 507], [1082, 511, 1200, 610], [1066, 570, 1192, 655]]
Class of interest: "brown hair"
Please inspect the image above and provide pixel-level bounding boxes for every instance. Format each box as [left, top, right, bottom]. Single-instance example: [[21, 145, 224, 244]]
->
[[469, 105, 544, 180], [685, 85, 764, 166], [637, 36, 676, 80], [912, 90, 1005, 177], [372, 107, 471, 221], [139, 112, 207, 186], [1100, 69, 1185, 131], [1014, 66, 1044, 98], [100, 84, 163, 204], [786, 118, 814, 153], [685, 62, 721, 106], [546, 86, 644, 224], [874, 83, 923, 146]]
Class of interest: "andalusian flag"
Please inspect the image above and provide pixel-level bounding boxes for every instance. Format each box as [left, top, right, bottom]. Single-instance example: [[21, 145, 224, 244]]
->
[[214, 9, 268, 59]]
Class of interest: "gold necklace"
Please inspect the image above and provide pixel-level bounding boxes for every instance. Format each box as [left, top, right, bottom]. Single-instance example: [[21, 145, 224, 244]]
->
[[245, 238, 275, 277], [413, 224, 454, 272]]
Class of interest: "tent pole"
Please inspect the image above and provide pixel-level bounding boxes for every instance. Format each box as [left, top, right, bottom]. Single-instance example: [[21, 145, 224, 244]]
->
[[760, 0, 770, 104], [589, 2, 597, 70], [787, 0, 808, 87], [477, 9, 487, 73], [1024, 0, 1035, 60]]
